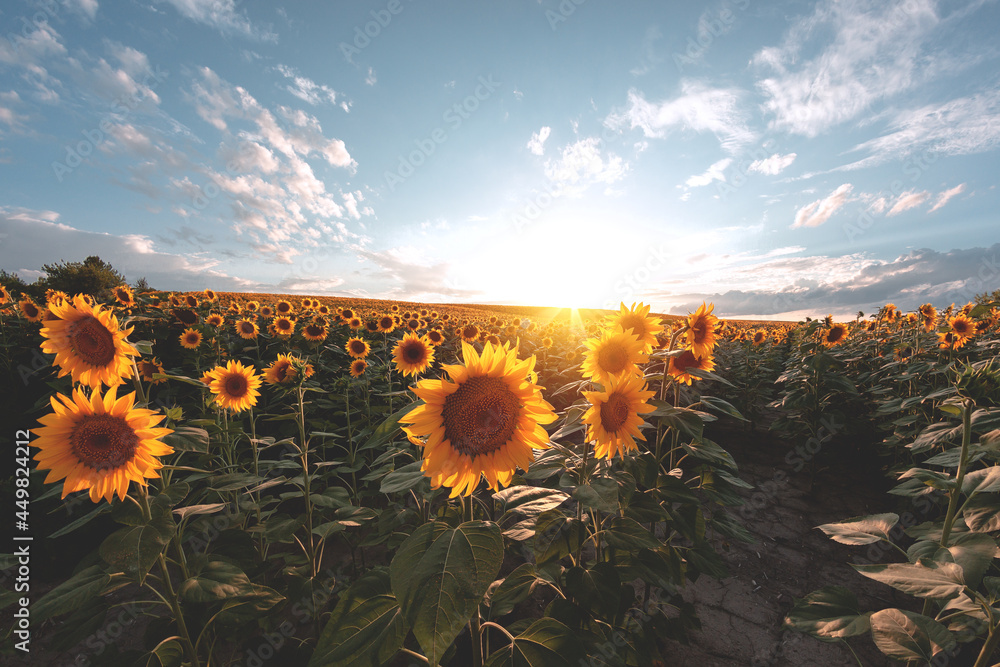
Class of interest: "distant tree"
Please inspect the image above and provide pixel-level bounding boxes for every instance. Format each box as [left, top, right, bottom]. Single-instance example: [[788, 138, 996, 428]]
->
[[133, 276, 151, 291], [0, 269, 33, 298], [40, 256, 126, 296]]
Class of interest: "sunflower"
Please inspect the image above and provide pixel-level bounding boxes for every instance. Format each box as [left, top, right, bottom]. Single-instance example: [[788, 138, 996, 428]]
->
[[245, 300, 260, 313], [346, 337, 371, 359], [486, 334, 501, 346], [582, 373, 656, 460], [205, 313, 224, 328], [318, 304, 330, 316], [949, 314, 974, 344], [667, 348, 716, 386], [686, 303, 719, 359], [399, 341, 557, 497], [172, 308, 199, 326], [137, 357, 167, 385], [581, 329, 648, 386], [263, 353, 314, 386], [228, 302, 243, 315], [184, 294, 199, 309], [272, 316, 295, 337], [113, 285, 135, 308], [18, 298, 44, 322], [461, 324, 480, 343], [406, 318, 421, 332], [179, 328, 202, 350], [938, 331, 964, 350], [377, 315, 396, 333], [276, 300, 293, 316], [0, 283, 10, 305], [40, 295, 138, 388], [752, 329, 767, 345], [203, 289, 217, 302], [426, 329, 445, 346], [348, 317, 363, 330], [822, 323, 849, 347], [46, 289, 70, 307], [564, 349, 578, 363], [302, 323, 328, 342], [541, 337, 553, 349], [341, 308, 355, 320], [393, 333, 436, 376], [349, 359, 368, 378], [364, 319, 379, 333], [235, 319, 259, 340], [31, 386, 173, 503], [608, 302, 664, 352], [259, 305, 274, 318], [208, 360, 262, 411]]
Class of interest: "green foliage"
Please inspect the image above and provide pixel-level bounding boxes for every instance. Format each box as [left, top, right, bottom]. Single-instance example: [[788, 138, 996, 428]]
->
[[39, 254, 126, 295]]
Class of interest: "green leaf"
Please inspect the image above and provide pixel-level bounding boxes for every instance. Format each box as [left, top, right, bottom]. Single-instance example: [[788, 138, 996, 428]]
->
[[173, 503, 228, 520], [47, 503, 110, 539], [572, 478, 618, 514], [264, 514, 304, 544], [484, 617, 581, 666], [933, 532, 998, 589], [391, 520, 504, 666], [488, 564, 542, 619], [783, 586, 871, 641], [362, 400, 422, 452], [816, 513, 899, 545], [100, 507, 174, 584], [494, 486, 571, 518], [162, 426, 210, 453], [379, 460, 427, 494], [312, 569, 406, 667], [533, 510, 582, 565], [147, 637, 185, 667], [696, 396, 747, 421], [963, 494, 1000, 532], [869, 608, 955, 661], [179, 561, 254, 603], [853, 559, 965, 600], [603, 517, 661, 551], [962, 466, 1000, 495], [31, 565, 111, 622]]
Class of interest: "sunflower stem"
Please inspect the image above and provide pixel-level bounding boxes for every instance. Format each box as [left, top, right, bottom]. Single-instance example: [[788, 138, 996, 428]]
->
[[297, 386, 318, 580]]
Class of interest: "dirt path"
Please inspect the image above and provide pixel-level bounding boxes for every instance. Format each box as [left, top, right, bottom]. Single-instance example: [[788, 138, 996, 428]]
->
[[666, 423, 914, 667]]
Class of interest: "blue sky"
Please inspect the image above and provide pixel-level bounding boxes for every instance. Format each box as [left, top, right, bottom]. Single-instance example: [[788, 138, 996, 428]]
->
[[1, 0, 998, 319]]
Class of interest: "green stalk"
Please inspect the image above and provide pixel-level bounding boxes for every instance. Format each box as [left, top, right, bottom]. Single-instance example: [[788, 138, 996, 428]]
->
[[939, 398, 974, 549], [465, 494, 484, 667], [297, 387, 317, 578], [973, 622, 1000, 667]]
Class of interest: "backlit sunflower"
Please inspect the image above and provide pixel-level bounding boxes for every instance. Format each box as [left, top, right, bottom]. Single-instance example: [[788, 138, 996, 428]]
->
[[426, 329, 445, 346], [31, 386, 173, 503], [346, 337, 371, 359], [399, 341, 557, 497], [137, 357, 167, 385], [377, 315, 396, 333], [19, 298, 44, 322], [581, 329, 648, 386], [752, 329, 767, 345], [208, 360, 262, 411], [938, 331, 964, 350], [686, 302, 719, 359], [486, 334, 501, 347], [184, 294, 199, 309], [46, 289, 70, 307], [541, 337, 553, 349], [822, 323, 849, 347], [349, 359, 368, 378], [263, 353, 314, 386], [40, 295, 138, 388], [203, 289, 217, 302], [205, 313, 224, 328], [608, 302, 664, 352], [302, 323, 328, 342], [180, 328, 202, 350], [949, 314, 974, 344], [235, 319, 259, 339], [461, 324, 480, 343], [113, 285, 135, 308], [272, 316, 295, 337], [0, 284, 9, 305], [393, 333, 435, 376], [667, 348, 716, 386], [582, 373, 656, 460]]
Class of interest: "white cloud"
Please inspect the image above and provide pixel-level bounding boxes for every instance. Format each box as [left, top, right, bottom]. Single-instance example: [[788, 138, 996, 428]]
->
[[544, 137, 628, 195], [161, 0, 277, 42], [63, 0, 99, 21], [606, 81, 754, 153], [792, 183, 853, 228], [355, 247, 482, 301], [685, 158, 732, 188], [365, 67, 377, 86], [274, 65, 346, 109], [527, 126, 551, 156], [887, 190, 931, 216], [842, 90, 1000, 170], [929, 183, 966, 212], [754, 0, 939, 137], [748, 153, 797, 176]]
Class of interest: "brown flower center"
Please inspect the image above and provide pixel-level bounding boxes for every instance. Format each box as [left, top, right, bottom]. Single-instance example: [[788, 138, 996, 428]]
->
[[70, 316, 116, 366], [597, 342, 628, 375], [224, 373, 249, 397], [349, 340, 367, 355], [402, 340, 428, 364], [443, 376, 521, 457], [599, 391, 630, 433], [71, 414, 138, 471]]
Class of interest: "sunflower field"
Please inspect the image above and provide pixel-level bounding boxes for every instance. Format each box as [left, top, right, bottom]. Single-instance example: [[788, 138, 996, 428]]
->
[[2, 284, 1000, 666]]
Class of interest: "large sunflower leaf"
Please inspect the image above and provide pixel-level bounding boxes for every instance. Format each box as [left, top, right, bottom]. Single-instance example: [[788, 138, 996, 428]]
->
[[870, 608, 955, 661], [99, 505, 175, 584], [484, 617, 581, 667], [853, 559, 965, 600], [783, 586, 871, 640], [391, 520, 503, 666], [31, 565, 110, 622], [817, 513, 899, 545]]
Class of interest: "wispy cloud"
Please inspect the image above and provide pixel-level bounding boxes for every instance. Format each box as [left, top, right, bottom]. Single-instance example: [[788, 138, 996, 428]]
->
[[605, 80, 754, 154], [544, 137, 628, 195], [685, 158, 732, 187], [274, 65, 349, 112], [527, 126, 551, 156], [161, 0, 277, 42], [887, 189, 931, 216], [792, 183, 853, 228], [748, 153, 797, 175], [754, 0, 939, 137], [929, 183, 966, 212]]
